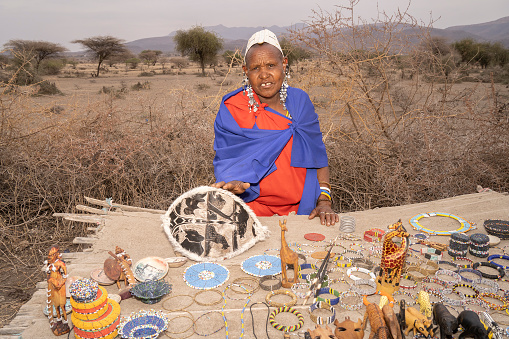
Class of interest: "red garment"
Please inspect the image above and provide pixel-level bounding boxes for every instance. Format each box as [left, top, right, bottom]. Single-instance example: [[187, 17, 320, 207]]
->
[[225, 91, 306, 216]]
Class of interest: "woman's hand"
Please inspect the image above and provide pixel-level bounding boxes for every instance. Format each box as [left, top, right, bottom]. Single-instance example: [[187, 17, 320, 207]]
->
[[211, 181, 250, 195], [308, 200, 339, 226]]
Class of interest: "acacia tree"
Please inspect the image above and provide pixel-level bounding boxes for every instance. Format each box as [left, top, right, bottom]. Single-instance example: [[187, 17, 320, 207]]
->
[[139, 50, 162, 66], [72, 36, 127, 77], [173, 26, 223, 75], [4, 39, 67, 72], [279, 37, 311, 67]]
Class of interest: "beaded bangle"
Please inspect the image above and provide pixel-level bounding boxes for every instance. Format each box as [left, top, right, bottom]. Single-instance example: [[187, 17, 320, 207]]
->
[[166, 310, 195, 336], [441, 291, 466, 307], [452, 283, 480, 298], [488, 254, 509, 270], [346, 267, 376, 281], [447, 248, 468, 258], [434, 269, 462, 286], [339, 291, 363, 311], [472, 261, 505, 279], [427, 290, 445, 305], [351, 279, 377, 296], [314, 287, 341, 305], [393, 290, 417, 306], [473, 278, 499, 294], [363, 228, 385, 242], [399, 274, 418, 290], [413, 233, 430, 241], [351, 258, 375, 270], [193, 310, 225, 336], [292, 243, 316, 254], [458, 268, 483, 284], [319, 181, 331, 190], [405, 266, 428, 282], [224, 283, 253, 301], [268, 306, 304, 332], [453, 257, 473, 268], [478, 292, 508, 311], [437, 260, 458, 272], [291, 283, 310, 299], [342, 250, 364, 260], [265, 289, 297, 307], [421, 276, 452, 295], [298, 263, 317, 280], [309, 301, 336, 325], [194, 289, 223, 306], [334, 257, 352, 268], [162, 294, 195, 311], [368, 245, 383, 257], [259, 275, 282, 291], [231, 277, 260, 294]]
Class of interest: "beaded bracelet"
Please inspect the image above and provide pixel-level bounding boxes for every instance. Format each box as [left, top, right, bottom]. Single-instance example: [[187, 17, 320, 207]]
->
[[441, 291, 466, 307], [413, 233, 430, 241], [309, 301, 336, 325], [269, 306, 304, 332], [166, 309, 195, 336], [259, 275, 282, 291], [427, 290, 445, 305], [346, 267, 376, 281], [405, 266, 428, 282], [469, 246, 490, 257], [437, 260, 459, 272], [364, 228, 385, 242], [488, 254, 509, 270], [351, 279, 377, 296], [298, 263, 317, 280], [194, 289, 223, 306], [162, 294, 195, 312], [194, 310, 226, 336], [342, 250, 364, 260], [291, 283, 310, 299], [314, 287, 341, 305], [452, 283, 480, 298], [453, 257, 474, 268], [368, 245, 383, 257], [265, 289, 297, 307], [231, 277, 260, 294], [421, 276, 452, 295], [393, 290, 417, 306], [472, 261, 505, 279], [351, 258, 375, 270], [474, 278, 499, 294], [339, 291, 363, 311], [478, 292, 508, 311], [305, 273, 330, 288], [458, 268, 483, 284], [334, 257, 352, 268], [399, 274, 418, 290], [434, 269, 462, 286]]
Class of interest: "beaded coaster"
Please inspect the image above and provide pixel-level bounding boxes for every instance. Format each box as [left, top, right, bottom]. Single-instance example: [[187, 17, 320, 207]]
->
[[241, 254, 282, 277], [183, 262, 229, 290]]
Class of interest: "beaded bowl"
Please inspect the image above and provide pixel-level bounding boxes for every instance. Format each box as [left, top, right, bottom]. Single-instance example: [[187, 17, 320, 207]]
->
[[130, 280, 171, 304], [118, 310, 168, 339], [69, 278, 99, 303]]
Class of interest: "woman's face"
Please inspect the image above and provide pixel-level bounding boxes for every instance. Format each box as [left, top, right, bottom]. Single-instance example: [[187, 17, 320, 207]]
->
[[243, 44, 288, 105]]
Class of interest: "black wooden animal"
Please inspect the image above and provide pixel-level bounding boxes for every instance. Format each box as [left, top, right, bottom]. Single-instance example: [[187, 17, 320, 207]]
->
[[457, 310, 488, 339], [433, 303, 458, 339]]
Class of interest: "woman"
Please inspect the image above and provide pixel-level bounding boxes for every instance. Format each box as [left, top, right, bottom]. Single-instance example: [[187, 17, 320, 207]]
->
[[212, 29, 339, 226]]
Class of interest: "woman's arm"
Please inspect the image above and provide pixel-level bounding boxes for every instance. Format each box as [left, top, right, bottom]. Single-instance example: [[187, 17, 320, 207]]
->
[[308, 166, 339, 226]]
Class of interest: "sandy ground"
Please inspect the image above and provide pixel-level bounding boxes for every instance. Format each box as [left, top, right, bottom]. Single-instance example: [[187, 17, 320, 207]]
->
[[2, 190, 509, 338]]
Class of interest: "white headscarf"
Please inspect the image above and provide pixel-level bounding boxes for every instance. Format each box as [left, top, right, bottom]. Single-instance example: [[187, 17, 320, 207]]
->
[[245, 29, 284, 57]]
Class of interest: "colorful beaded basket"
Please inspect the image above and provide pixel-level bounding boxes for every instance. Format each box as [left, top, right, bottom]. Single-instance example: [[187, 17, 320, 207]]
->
[[484, 220, 509, 239], [69, 278, 99, 303], [117, 310, 168, 339], [130, 280, 172, 304]]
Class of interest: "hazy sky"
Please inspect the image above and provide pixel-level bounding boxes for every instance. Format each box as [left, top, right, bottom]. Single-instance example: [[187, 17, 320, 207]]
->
[[1, 0, 507, 52]]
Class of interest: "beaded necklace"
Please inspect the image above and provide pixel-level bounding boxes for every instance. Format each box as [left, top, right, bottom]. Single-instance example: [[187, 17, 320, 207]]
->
[[221, 284, 252, 339]]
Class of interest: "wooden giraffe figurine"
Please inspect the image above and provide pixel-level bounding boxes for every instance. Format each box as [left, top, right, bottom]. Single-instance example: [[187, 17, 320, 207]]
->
[[376, 219, 409, 296], [279, 219, 299, 288]]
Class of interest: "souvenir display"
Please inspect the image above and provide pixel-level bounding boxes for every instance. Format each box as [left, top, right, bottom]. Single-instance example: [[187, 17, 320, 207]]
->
[[409, 212, 475, 235], [44, 246, 70, 336], [333, 317, 364, 339], [70, 280, 121, 339], [241, 254, 281, 277], [130, 280, 171, 304], [279, 219, 300, 287], [132, 256, 168, 282], [183, 262, 229, 290], [161, 186, 269, 261], [117, 310, 168, 339], [376, 220, 409, 296]]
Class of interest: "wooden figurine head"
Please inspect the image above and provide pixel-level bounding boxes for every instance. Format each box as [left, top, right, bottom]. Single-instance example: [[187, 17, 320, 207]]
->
[[279, 219, 288, 231], [307, 324, 335, 339], [334, 317, 364, 339]]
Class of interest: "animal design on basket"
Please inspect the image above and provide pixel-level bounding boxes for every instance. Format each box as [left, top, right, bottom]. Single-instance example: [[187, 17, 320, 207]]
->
[[45, 246, 70, 335], [416, 290, 432, 318], [334, 316, 364, 339], [105, 248, 136, 289], [279, 219, 299, 288], [376, 219, 409, 296], [405, 307, 434, 337], [457, 310, 489, 339], [382, 304, 403, 339], [433, 303, 458, 339], [306, 324, 335, 339], [362, 296, 390, 339]]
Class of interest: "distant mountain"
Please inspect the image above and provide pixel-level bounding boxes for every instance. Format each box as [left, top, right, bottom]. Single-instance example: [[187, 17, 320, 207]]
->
[[124, 17, 509, 54]]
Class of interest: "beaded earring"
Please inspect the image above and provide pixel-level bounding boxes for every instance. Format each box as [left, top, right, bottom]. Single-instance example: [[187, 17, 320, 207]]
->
[[280, 67, 289, 111], [242, 73, 258, 113]]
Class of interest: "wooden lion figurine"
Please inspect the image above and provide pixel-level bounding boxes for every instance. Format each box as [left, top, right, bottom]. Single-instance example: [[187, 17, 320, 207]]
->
[[45, 246, 70, 335]]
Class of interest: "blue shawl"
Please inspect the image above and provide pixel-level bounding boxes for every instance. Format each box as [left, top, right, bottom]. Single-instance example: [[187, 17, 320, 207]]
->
[[213, 86, 328, 215]]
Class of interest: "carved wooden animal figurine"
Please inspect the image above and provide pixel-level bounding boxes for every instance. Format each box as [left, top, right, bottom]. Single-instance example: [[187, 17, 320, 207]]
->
[[362, 296, 390, 339], [45, 246, 70, 336], [457, 310, 489, 339], [383, 304, 403, 339], [405, 307, 434, 337], [279, 219, 299, 288], [334, 317, 364, 339], [376, 219, 409, 296], [104, 246, 136, 289], [307, 324, 336, 339], [433, 303, 458, 339], [416, 290, 432, 318]]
